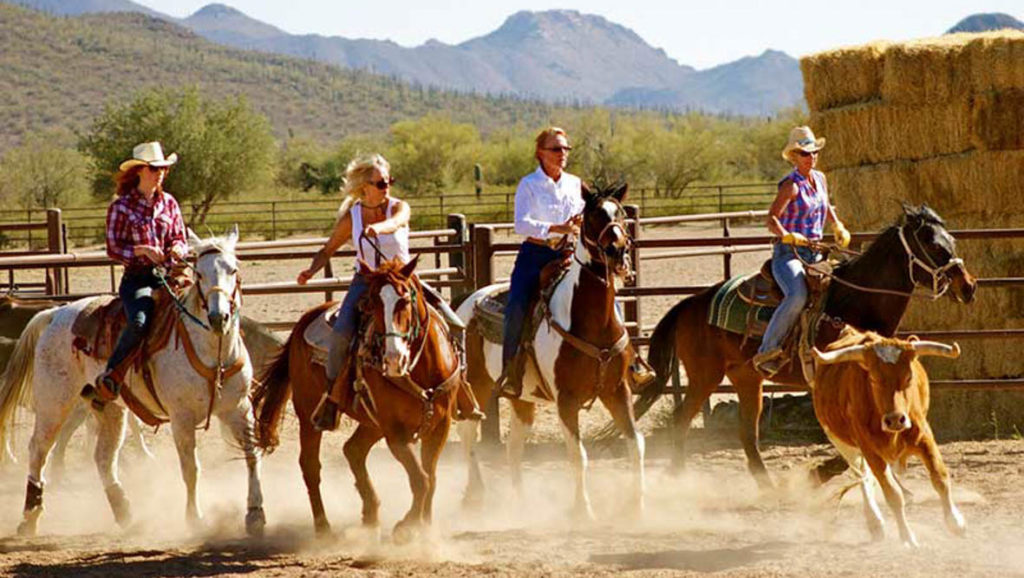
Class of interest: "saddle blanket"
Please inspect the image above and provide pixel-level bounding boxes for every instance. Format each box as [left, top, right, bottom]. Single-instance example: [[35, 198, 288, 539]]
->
[[708, 274, 776, 337], [302, 303, 341, 367]]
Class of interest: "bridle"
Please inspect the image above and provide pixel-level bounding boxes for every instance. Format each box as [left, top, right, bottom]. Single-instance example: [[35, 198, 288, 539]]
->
[[578, 200, 632, 284], [897, 222, 964, 299], [192, 247, 242, 321]]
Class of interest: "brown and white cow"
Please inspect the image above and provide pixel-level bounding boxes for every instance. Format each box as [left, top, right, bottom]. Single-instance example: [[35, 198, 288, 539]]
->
[[811, 330, 966, 547]]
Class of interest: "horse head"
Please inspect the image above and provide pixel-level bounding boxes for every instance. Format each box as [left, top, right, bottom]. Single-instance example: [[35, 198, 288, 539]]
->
[[188, 225, 242, 335], [580, 181, 631, 278], [899, 203, 977, 303], [359, 256, 423, 377]]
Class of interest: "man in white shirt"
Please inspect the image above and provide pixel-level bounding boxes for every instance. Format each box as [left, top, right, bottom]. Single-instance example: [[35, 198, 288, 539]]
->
[[501, 128, 654, 397]]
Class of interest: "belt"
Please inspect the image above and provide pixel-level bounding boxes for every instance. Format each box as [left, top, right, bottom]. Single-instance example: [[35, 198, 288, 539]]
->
[[123, 265, 157, 277], [525, 237, 563, 249]]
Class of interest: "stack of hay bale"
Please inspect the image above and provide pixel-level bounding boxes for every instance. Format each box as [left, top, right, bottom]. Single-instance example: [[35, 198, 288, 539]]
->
[[802, 31, 1024, 438]]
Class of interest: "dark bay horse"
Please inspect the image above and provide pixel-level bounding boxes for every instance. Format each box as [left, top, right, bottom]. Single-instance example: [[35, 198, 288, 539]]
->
[[253, 257, 464, 542], [638, 204, 977, 489], [456, 183, 645, 519]]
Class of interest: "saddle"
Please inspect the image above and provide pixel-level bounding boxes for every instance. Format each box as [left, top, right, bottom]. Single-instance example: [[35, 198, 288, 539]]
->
[[736, 257, 833, 308], [302, 302, 341, 367], [71, 288, 180, 427], [472, 253, 572, 347]]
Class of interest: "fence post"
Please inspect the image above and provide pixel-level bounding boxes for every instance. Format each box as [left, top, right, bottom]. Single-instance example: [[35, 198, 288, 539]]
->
[[722, 217, 732, 280], [717, 185, 724, 213], [447, 214, 470, 303], [61, 222, 70, 294], [271, 201, 277, 241], [624, 205, 641, 338], [323, 259, 334, 303], [504, 193, 512, 222], [45, 209, 64, 295], [472, 225, 501, 446], [27, 209, 33, 248]]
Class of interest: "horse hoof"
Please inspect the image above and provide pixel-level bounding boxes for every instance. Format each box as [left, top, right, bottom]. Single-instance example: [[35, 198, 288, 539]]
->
[[16, 519, 37, 537], [392, 522, 417, 545], [314, 518, 332, 538], [245, 507, 266, 537], [105, 486, 133, 528], [461, 491, 484, 511]]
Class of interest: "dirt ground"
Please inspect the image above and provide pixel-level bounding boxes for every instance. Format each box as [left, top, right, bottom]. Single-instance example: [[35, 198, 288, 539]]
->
[[2, 222, 1022, 576]]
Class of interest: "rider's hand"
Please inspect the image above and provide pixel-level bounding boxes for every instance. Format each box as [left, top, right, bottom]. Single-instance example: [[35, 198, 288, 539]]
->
[[781, 232, 810, 247], [133, 245, 165, 264], [550, 216, 580, 236], [296, 269, 316, 285], [169, 245, 189, 262], [363, 224, 380, 238], [832, 221, 851, 249]]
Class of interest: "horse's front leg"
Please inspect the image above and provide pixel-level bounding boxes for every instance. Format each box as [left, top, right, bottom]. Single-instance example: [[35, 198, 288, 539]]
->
[[343, 423, 384, 530], [557, 393, 594, 523], [599, 380, 645, 517], [420, 411, 452, 526], [219, 397, 266, 537], [386, 435, 429, 544], [170, 413, 203, 531]]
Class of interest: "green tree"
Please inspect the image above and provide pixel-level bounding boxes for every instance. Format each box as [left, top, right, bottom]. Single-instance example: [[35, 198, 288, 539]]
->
[[477, 129, 536, 186], [387, 115, 480, 196], [0, 128, 90, 208], [79, 87, 276, 224]]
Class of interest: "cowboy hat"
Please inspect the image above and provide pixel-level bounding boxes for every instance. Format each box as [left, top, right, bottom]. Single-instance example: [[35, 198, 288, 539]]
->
[[118, 141, 178, 172], [781, 126, 826, 163]]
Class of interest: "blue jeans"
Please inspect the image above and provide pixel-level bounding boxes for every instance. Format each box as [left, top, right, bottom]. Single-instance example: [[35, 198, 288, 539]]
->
[[326, 273, 370, 383], [107, 269, 161, 372], [758, 243, 822, 354], [503, 242, 562, 368]]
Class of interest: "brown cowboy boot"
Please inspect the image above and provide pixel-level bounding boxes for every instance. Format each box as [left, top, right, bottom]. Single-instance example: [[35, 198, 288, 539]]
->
[[627, 354, 657, 391], [498, 351, 526, 399], [752, 348, 784, 378], [455, 380, 485, 421], [80, 367, 125, 412], [311, 359, 355, 432]]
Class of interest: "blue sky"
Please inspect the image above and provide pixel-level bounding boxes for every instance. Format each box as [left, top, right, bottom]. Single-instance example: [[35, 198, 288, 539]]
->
[[146, 1, 1023, 69]]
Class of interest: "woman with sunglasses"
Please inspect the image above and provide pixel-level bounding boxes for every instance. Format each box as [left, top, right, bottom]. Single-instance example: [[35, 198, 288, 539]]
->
[[753, 126, 851, 377], [298, 153, 472, 430], [82, 142, 189, 409]]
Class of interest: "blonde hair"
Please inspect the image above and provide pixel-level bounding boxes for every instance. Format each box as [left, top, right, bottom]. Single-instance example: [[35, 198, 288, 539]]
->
[[336, 153, 390, 218], [534, 126, 568, 162]]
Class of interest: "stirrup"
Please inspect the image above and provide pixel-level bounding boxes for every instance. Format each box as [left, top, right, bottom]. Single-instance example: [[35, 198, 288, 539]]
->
[[628, 357, 657, 391], [753, 349, 784, 378], [311, 393, 341, 432]]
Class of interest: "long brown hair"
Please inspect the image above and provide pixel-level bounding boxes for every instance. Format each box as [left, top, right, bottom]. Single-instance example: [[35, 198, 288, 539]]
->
[[114, 165, 165, 197]]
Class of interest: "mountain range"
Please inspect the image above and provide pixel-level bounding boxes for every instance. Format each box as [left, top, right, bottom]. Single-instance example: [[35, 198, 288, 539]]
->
[[10, 0, 804, 115]]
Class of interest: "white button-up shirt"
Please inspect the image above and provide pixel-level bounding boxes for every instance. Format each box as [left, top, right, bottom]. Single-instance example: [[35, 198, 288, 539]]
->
[[513, 167, 585, 239]]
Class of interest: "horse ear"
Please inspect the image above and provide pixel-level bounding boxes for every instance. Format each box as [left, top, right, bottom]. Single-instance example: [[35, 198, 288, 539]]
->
[[357, 258, 373, 276], [612, 182, 629, 202], [187, 228, 202, 249], [399, 255, 419, 279], [225, 224, 239, 249], [581, 182, 595, 205]]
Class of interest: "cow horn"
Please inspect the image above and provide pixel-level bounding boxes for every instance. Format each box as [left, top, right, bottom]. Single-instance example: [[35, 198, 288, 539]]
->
[[812, 344, 867, 365], [911, 341, 961, 359]]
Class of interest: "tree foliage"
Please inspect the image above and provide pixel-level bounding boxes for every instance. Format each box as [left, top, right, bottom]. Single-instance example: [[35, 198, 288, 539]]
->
[[0, 128, 91, 208], [79, 87, 276, 224]]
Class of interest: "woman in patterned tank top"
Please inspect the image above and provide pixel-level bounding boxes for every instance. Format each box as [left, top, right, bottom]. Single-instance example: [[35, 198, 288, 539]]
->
[[753, 127, 851, 377]]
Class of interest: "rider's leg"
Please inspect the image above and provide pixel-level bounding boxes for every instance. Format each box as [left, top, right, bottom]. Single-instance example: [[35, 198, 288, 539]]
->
[[613, 300, 656, 389], [755, 243, 809, 375], [85, 271, 157, 407], [501, 243, 559, 396], [313, 274, 369, 431]]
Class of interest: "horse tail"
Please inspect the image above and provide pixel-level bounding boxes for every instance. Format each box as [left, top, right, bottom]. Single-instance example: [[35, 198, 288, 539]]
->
[[0, 307, 57, 459], [251, 305, 323, 453]]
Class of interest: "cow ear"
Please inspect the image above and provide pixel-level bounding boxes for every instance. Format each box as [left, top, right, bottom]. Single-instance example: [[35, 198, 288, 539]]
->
[[399, 255, 419, 279]]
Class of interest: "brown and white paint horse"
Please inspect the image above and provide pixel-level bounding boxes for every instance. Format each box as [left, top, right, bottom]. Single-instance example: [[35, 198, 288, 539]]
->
[[253, 257, 463, 542], [456, 183, 644, 520]]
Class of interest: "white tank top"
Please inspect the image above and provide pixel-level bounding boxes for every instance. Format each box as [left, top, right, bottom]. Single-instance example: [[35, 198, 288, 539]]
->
[[350, 198, 410, 269]]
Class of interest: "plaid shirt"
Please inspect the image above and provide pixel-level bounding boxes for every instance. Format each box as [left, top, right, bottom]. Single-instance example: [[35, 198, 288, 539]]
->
[[105, 189, 188, 268]]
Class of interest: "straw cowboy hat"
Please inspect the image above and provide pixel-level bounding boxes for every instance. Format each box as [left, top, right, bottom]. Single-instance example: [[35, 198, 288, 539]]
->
[[118, 141, 178, 172], [781, 126, 826, 162]]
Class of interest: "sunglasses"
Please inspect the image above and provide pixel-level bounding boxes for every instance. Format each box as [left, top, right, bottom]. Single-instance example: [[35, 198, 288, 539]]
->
[[371, 177, 395, 190], [797, 150, 819, 158], [544, 146, 572, 154]]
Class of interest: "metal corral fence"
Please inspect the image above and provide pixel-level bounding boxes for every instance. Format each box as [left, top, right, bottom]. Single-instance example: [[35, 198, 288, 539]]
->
[[0, 183, 776, 248], [1, 205, 1022, 444]]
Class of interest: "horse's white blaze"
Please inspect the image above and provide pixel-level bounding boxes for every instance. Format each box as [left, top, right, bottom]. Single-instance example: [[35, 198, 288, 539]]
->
[[380, 285, 410, 375], [533, 261, 581, 396]]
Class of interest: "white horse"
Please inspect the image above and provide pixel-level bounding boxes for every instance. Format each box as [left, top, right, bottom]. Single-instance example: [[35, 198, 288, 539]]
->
[[0, 227, 265, 537]]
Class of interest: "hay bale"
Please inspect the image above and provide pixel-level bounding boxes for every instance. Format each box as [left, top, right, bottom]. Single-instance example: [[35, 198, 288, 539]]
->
[[880, 31, 1024, 105], [826, 162, 918, 231], [801, 42, 888, 111], [972, 89, 1024, 151], [812, 100, 974, 169]]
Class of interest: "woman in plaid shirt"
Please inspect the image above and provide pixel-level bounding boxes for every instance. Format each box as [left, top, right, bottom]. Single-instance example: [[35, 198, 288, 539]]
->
[[753, 127, 850, 377], [84, 142, 189, 408]]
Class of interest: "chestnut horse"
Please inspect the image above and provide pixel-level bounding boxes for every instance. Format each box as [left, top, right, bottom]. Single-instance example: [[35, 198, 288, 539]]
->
[[253, 257, 463, 542], [635, 204, 976, 489], [456, 183, 644, 520]]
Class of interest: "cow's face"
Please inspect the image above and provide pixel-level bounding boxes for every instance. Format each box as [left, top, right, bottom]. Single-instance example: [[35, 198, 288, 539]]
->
[[863, 344, 917, 433]]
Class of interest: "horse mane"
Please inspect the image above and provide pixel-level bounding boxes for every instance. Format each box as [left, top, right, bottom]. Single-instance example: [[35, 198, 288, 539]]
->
[[833, 203, 944, 277]]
